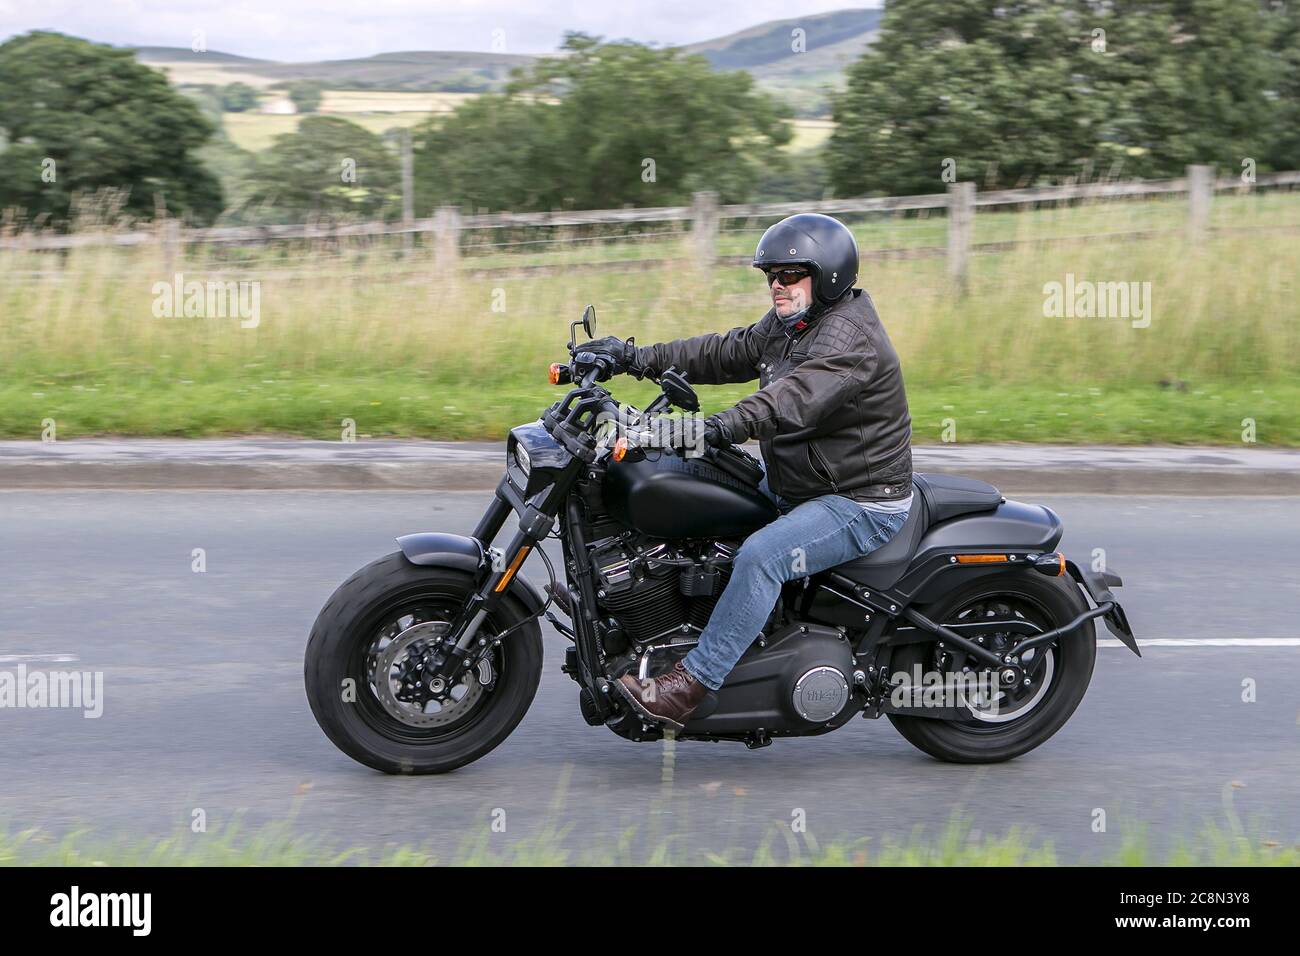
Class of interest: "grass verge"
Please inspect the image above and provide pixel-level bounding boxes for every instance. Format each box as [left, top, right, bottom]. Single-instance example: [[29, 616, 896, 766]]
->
[[2, 814, 1294, 866], [3, 377, 1295, 445]]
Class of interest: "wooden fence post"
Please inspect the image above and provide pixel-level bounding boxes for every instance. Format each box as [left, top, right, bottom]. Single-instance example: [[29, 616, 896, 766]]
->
[[432, 205, 461, 270], [1186, 164, 1213, 241], [690, 190, 719, 266], [400, 129, 414, 255], [160, 218, 181, 273], [947, 181, 975, 291]]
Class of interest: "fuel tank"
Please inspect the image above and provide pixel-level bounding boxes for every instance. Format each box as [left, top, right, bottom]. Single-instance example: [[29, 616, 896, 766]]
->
[[604, 452, 779, 540]]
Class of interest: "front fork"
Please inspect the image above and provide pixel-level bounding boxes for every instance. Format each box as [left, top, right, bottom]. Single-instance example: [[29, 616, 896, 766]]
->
[[428, 459, 585, 683]]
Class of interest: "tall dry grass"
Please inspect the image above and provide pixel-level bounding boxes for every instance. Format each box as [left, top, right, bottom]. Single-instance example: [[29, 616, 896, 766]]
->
[[1, 191, 1296, 438]]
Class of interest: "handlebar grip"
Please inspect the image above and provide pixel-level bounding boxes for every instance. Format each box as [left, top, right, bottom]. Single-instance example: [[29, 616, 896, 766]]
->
[[573, 351, 611, 386]]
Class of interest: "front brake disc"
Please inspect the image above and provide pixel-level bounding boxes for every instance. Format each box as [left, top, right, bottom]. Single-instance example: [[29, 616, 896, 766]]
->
[[373, 621, 485, 728]]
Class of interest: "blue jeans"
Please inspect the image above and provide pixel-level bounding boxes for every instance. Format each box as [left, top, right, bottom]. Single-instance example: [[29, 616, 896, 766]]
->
[[681, 469, 908, 690]]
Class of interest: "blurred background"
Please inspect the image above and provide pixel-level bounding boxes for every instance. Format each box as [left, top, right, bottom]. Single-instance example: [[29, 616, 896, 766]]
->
[[1, 0, 1297, 444]]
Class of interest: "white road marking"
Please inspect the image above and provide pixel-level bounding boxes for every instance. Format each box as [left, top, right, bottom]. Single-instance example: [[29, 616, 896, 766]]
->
[[0, 654, 81, 664], [1099, 638, 1300, 648]]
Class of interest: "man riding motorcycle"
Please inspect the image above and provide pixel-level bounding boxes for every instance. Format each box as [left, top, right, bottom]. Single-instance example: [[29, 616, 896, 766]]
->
[[575, 213, 914, 731]]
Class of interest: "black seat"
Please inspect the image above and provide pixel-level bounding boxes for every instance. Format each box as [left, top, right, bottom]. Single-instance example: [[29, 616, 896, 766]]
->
[[830, 473, 1002, 590], [914, 472, 1003, 523]]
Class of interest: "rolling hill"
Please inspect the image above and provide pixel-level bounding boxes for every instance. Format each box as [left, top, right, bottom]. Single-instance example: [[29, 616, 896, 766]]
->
[[130, 7, 881, 113], [686, 8, 882, 114]]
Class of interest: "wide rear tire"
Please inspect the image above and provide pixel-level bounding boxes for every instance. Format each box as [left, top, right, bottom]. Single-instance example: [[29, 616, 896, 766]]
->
[[886, 571, 1095, 763], [305, 553, 543, 774]]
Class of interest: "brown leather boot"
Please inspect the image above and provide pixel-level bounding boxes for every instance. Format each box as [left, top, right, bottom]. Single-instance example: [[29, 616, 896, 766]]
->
[[615, 661, 709, 732]]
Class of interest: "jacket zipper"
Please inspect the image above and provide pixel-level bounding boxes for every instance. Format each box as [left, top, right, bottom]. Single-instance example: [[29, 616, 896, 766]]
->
[[810, 444, 840, 492], [764, 326, 814, 496]]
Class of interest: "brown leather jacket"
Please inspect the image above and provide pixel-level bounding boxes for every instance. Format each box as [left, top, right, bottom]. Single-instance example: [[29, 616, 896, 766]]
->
[[634, 288, 913, 504]]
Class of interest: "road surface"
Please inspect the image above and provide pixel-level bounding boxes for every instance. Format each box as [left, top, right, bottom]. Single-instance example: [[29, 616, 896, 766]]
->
[[1, 490, 1297, 861]]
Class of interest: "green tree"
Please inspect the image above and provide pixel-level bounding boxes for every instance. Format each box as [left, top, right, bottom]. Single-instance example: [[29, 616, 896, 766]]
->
[[1094, 0, 1284, 177], [412, 33, 791, 212], [241, 116, 399, 222], [828, 0, 1113, 196], [827, 0, 1288, 196], [287, 80, 324, 114], [220, 82, 260, 113], [1272, 0, 1300, 169], [0, 31, 224, 225]]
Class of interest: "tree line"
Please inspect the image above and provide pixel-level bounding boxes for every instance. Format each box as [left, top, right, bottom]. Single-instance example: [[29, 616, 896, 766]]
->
[[2, 2, 1298, 228]]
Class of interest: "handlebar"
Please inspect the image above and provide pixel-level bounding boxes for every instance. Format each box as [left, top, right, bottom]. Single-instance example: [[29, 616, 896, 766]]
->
[[551, 353, 613, 389], [574, 353, 607, 388]]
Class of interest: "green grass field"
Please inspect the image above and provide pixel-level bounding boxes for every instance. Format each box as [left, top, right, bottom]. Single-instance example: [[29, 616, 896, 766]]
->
[[2, 191, 1297, 443], [221, 89, 476, 152]]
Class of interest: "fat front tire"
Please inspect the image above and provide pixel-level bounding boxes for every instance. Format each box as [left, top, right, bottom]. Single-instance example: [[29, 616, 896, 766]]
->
[[886, 571, 1096, 763], [305, 552, 543, 774]]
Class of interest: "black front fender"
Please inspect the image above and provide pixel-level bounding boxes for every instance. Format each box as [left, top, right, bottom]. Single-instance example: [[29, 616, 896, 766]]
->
[[395, 532, 547, 616]]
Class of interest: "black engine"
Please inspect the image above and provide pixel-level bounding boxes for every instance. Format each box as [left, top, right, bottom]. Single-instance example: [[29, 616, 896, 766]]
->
[[589, 532, 737, 652]]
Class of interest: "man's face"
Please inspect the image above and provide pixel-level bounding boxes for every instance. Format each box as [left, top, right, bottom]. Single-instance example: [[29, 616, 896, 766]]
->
[[765, 267, 813, 318]]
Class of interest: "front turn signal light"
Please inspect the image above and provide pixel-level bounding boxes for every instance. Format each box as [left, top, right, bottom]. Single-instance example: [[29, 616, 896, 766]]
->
[[611, 437, 628, 462], [549, 363, 571, 385]]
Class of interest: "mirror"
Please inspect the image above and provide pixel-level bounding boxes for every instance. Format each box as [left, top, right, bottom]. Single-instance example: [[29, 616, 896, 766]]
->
[[660, 367, 699, 412], [569, 304, 597, 352]]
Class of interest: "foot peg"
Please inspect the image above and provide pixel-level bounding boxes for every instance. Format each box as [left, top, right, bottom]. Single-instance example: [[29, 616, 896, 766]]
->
[[545, 582, 574, 616]]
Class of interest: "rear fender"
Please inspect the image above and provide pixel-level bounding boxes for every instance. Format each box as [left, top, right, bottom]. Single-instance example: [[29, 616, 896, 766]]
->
[[887, 501, 1064, 602], [1066, 560, 1139, 655]]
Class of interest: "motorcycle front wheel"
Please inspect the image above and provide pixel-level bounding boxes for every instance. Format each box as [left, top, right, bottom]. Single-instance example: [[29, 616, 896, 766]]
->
[[886, 571, 1096, 763], [305, 552, 543, 774]]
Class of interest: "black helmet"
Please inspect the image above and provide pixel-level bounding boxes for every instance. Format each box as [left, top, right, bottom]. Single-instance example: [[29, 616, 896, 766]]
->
[[752, 213, 858, 308]]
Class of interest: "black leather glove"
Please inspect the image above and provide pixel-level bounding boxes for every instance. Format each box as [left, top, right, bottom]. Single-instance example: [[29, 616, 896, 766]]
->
[[703, 415, 733, 448], [574, 336, 637, 377]]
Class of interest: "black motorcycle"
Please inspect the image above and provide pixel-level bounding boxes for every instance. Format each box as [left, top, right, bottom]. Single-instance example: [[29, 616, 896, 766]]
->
[[305, 306, 1138, 773]]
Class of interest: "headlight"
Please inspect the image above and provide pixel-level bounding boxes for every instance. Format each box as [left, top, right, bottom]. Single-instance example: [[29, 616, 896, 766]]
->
[[513, 443, 531, 474]]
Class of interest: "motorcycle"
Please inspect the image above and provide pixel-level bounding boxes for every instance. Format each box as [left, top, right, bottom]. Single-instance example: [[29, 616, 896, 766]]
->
[[305, 306, 1138, 773]]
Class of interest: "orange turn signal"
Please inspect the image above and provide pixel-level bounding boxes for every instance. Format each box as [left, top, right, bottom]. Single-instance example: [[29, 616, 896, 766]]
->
[[955, 553, 1009, 564], [549, 363, 563, 385], [494, 545, 531, 592], [611, 437, 628, 462]]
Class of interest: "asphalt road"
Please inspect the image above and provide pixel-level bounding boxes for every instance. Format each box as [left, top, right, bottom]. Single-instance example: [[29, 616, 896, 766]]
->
[[1, 490, 1297, 861]]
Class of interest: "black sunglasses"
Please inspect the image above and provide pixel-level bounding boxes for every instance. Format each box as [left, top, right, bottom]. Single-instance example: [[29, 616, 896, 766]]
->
[[763, 267, 811, 287]]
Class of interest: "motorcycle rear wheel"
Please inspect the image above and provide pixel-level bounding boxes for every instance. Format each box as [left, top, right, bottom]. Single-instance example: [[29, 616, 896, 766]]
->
[[886, 571, 1095, 763]]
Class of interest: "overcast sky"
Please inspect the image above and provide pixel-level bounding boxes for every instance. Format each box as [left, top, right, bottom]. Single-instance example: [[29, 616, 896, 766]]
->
[[0, 0, 880, 60]]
